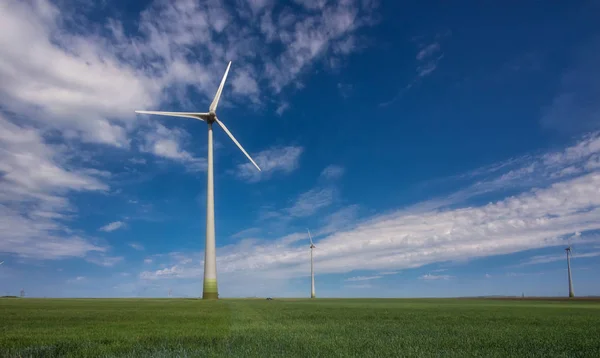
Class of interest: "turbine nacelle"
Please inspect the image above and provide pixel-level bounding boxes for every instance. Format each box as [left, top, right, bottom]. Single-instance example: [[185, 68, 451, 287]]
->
[[207, 111, 217, 122]]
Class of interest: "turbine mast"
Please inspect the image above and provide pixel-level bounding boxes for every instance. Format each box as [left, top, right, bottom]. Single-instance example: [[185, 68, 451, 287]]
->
[[310, 245, 315, 298], [308, 229, 315, 299], [566, 247, 574, 298], [203, 121, 218, 299]]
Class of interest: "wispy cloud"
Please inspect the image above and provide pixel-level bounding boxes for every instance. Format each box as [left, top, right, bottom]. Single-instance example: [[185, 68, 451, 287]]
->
[[345, 284, 373, 289], [136, 132, 600, 284], [345, 275, 382, 282], [140, 122, 207, 172], [236, 146, 303, 182], [86, 255, 124, 267], [419, 274, 454, 280], [320, 165, 345, 180], [231, 227, 262, 239], [287, 188, 335, 217], [67, 276, 86, 284], [517, 250, 600, 267], [276, 102, 290, 116], [380, 31, 449, 107], [416, 43, 440, 61], [129, 243, 144, 251], [337, 83, 353, 98], [0, 115, 107, 259], [0, 0, 375, 266], [99, 221, 125, 233], [318, 205, 360, 235]]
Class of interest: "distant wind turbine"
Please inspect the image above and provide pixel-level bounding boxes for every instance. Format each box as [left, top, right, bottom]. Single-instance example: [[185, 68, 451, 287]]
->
[[307, 229, 316, 298], [135, 62, 261, 300], [565, 245, 575, 298]]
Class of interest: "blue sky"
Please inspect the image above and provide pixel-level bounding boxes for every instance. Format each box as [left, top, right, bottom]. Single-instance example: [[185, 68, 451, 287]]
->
[[1, 0, 600, 298]]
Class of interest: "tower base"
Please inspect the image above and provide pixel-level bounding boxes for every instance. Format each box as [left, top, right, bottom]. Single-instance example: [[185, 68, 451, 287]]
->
[[203, 278, 218, 299], [202, 292, 219, 299]]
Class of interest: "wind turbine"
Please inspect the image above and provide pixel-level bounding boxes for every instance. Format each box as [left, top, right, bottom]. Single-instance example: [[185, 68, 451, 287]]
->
[[307, 229, 316, 298], [565, 245, 575, 298], [135, 61, 261, 300]]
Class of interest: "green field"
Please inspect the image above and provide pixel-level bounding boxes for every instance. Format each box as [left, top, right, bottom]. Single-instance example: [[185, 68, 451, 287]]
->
[[1, 298, 599, 357]]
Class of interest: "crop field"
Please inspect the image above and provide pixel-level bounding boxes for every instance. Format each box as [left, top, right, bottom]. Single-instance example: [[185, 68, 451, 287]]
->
[[1, 298, 599, 357]]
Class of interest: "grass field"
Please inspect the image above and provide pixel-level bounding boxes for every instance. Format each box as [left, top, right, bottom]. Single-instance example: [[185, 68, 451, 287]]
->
[[1, 298, 599, 357]]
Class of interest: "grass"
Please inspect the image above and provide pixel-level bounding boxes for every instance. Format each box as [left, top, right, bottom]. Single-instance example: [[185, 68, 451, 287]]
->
[[1, 298, 599, 357]]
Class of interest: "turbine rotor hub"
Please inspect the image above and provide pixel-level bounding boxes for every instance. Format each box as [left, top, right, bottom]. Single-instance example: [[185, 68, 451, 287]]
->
[[208, 111, 217, 123]]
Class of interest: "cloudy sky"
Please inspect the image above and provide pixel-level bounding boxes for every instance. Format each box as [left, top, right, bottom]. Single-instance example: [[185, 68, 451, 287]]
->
[[1, 0, 599, 298]]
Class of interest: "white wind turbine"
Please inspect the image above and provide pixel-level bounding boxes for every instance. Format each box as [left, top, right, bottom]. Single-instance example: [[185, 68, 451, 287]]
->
[[565, 235, 576, 298], [307, 229, 316, 298], [135, 61, 261, 300]]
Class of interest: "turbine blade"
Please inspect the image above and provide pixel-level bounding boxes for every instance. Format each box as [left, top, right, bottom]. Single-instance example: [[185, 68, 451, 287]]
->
[[135, 110, 209, 121], [210, 61, 232, 113], [214, 117, 261, 171], [307, 229, 314, 246]]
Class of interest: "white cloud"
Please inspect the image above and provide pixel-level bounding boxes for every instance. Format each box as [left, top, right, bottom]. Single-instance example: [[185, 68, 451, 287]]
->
[[236, 146, 303, 182], [141, 122, 207, 171], [380, 32, 449, 106], [232, 69, 259, 96], [231, 227, 262, 239], [320, 165, 345, 180], [129, 243, 144, 251], [420, 274, 453, 280], [245, 0, 273, 14], [337, 83, 353, 98], [86, 255, 124, 267], [517, 250, 600, 267], [261, 0, 378, 92], [318, 205, 360, 235], [345, 275, 382, 282], [138, 132, 600, 284], [287, 188, 335, 217], [0, 0, 374, 265], [416, 43, 440, 61], [275, 102, 290, 116], [0, 0, 157, 147], [293, 0, 328, 10], [67, 276, 86, 284], [0, 115, 107, 259], [379, 271, 399, 275], [140, 265, 202, 280], [1, 0, 376, 152], [144, 258, 153, 264], [346, 284, 372, 289], [99, 221, 125, 232]]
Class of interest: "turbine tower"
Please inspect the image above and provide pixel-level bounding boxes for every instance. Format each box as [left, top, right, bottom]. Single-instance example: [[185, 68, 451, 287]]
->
[[565, 246, 574, 298], [135, 62, 261, 299], [307, 229, 316, 298]]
